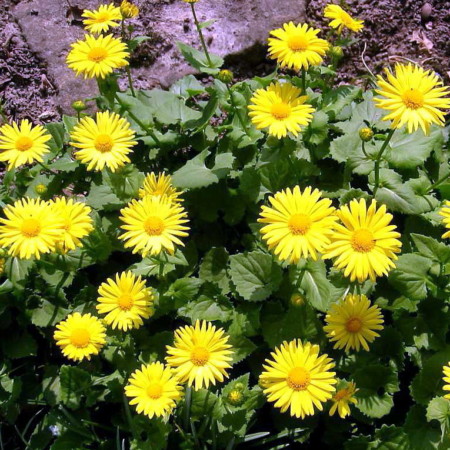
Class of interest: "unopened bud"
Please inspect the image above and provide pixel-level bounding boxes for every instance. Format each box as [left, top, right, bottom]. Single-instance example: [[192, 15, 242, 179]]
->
[[290, 293, 305, 307], [328, 46, 344, 59], [35, 184, 48, 195], [227, 389, 244, 406], [359, 127, 374, 142], [72, 100, 87, 113], [120, 0, 139, 19], [217, 69, 234, 84]]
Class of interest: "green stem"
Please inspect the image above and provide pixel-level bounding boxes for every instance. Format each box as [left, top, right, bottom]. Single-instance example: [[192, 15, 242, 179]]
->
[[226, 84, 248, 135], [77, 111, 81, 122], [125, 66, 136, 97], [184, 386, 192, 430], [37, 161, 58, 176], [361, 140, 369, 159], [372, 128, 395, 197], [190, 3, 212, 67], [427, 172, 450, 193], [301, 68, 306, 94]]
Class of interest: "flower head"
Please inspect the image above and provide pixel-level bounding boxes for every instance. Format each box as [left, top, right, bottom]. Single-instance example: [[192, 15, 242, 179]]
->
[[138, 172, 182, 204], [97, 271, 154, 331], [329, 381, 358, 418], [0, 198, 64, 259], [125, 362, 183, 419], [49, 197, 93, 253], [359, 127, 374, 141], [119, 196, 189, 257], [120, 0, 139, 19], [0, 119, 51, 170], [54, 312, 106, 361], [67, 34, 129, 79], [82, 4, 122, 34], [258, 186, 337, 263], [324, 294, 384, 352], [227, 389, 244, 406], [323, 198, 402, 283], [166, 320, 234, 391], [248, 82, 315, 138], [70, 111, 137, 172], [217, 69, 234, 84], [259, 340, 336, 418], [439, 201, 450, 239], [268, 22, 329, 71], [443, 363, 450, 399], [324, 4, 364, 33], [375, 64, 450, 135]]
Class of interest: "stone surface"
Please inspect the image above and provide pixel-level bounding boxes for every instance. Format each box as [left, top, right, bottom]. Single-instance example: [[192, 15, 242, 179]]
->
[[12, 0, 306, 114]]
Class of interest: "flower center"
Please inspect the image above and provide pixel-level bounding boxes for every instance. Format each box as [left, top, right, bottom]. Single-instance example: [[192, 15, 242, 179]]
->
[[15, 136, 33, 152], [88, 47, 108, 63], [271, 102, 291, 120], [70, 328, 90, 348], [287, 34, 309, 52], [288, 214, 312, 235], [146, 384, 163, 399], [94, 134, 114, 153], [402, 89, 424, 110], [333, 388, 349, 401], [346, 317, 362, 333], [287, 367, 310, 391], [62, 219, 72, 231], [21, 218, 41, 237], [118, 293, 134, 310], [351, 229, 375, 252], [95, 12, 111, 23], [190, 346, 210, 366], [143, 216, 165, 236]]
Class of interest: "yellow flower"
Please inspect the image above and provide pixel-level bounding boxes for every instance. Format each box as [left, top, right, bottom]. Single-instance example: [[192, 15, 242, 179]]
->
[[258, 186, 337, 263], [323, 198, 402, 283], [125, 362, 183, 419], [0, 198, 64, 260], [119, 196, 189, 257], [375, 64, 450, 135], [248, 82, 315, 138], [49, 197, 94, 253], [96, 271, 154, 331], [182, 0, 199, 3], [259, 339, 336, 419], [70, 111, 137, 172], [443, 363, 450, 399], [166, 320, 234, 391], [120, 0, 139, 19], [439, 201, 450, 239], [138, 172, 182, 204], [67, 34, 129, 79], [82, 4, 122, 34], [268, 22, 329, 72], [329, 381, 358, 418], [324, 294, 384, 352], [0, 119, 51, 170], [54, 312, 106, 362], [324, 4, 364, 33]]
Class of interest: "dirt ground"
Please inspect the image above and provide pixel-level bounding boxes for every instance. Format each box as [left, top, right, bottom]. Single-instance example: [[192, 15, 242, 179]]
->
[[0, 0, 449, 124]]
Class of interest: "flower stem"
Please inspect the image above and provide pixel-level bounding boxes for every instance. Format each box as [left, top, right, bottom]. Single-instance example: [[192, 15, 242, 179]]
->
[[372, 128, 395, 197], [37, 161, 58, 175], [427, 172, 450, 193], [184, 386, 192, 430], [190, 3, 212, 67], [120, 20, 136, 97], [301, 68, 307, 94], [226, 84, 248, 135]]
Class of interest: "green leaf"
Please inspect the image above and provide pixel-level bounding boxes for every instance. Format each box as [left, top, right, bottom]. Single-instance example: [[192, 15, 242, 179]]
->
[[86, 182, 123, 211], [304, 110, 329, 145], [166, 278, 203, 304], [427, 397, 450, 434], [5, 257, 34, 290], [177, 42, 223, 74], [170, 75, 205, 98], [31, 300, 69, 327], [228, 251, 282, 301], [405, 405, 442, 450], [60, 365, 91, 409], [411, 234, 450, 264], [373, 425, 409, 450], [183, 93, 219, 130], [2, 331, 37, 358], [389, 253, 433, 300], [199, 247, 230, 294], [103, 165, 145, 201], [178, 296, 233, 322]]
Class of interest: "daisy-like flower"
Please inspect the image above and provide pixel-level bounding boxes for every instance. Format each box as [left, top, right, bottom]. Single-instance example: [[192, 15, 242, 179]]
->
[[375, 64, 450, 135], [248, 82, 315, 139], [439, 201, 450, 239], [323, 198, 402, 283], [268, 22, 329, 72], [96, 271, 154, 331], [138, 172, 182, 204], [329, 381, 358, 418], [125, 362, 183, 419], [443, 363, 450, 399], [0, 198, 64, 260], [70, 111, 137, 172], [53, 312, 106, 362], [0, 119, 51, 170], [324, 4, 364, 33], [119, 196, 189, 257], [82, 4, 122, 34], [324, 294, 384, 352], [49, 197, 94, 254], [258, 186, 337, 263], [166, 320, 234, 391], [259, 339, 336, 419], [67, 34, 129, 79]]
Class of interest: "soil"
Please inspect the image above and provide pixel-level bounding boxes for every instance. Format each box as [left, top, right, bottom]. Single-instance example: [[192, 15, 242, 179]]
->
[[0, 0, 449, 124]]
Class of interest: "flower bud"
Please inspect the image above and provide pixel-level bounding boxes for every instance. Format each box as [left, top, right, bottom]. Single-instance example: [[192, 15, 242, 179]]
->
[[120, 0, 139, 19], [227, 389, 244, 406], [217, 69, 234, 84], [234, 382, 245, 391], [328, 46, 344, 59], [290, 293, 305, 307], [35, 184, 48, 195], [72, 100, 87, 113], [359, 127, 374, 142]]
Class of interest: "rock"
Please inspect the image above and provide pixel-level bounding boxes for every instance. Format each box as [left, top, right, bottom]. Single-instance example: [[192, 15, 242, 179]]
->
[[421, 3, 432, 21], [12, 0, 306, 114]]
